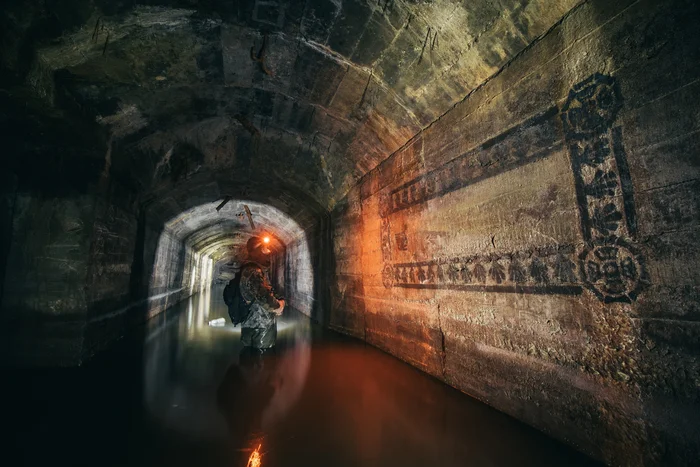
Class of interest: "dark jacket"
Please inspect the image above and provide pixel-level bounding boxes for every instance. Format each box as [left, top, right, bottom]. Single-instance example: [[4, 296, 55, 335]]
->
[[227, 262, 282, 348]]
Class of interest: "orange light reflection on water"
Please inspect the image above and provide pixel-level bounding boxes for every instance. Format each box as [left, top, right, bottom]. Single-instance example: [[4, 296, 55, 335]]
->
[[246, 444, 262, 467]]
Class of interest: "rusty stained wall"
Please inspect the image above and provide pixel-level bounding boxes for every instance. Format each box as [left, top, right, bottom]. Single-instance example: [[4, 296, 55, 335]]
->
[[330, 0, 700, 465]]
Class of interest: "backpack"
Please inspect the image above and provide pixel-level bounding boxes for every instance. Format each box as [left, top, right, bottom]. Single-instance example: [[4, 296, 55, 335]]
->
[[224, 272, 251, 326]]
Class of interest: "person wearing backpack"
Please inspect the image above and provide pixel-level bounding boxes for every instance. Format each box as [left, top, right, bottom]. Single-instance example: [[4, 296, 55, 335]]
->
[[224, 236, 285, 349]]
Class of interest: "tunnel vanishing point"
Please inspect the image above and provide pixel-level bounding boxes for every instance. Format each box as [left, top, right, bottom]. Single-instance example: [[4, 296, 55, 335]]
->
[[1, 0, 699, 465]]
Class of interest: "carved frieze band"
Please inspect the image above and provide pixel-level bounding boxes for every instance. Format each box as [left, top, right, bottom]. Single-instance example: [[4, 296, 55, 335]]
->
[[383, 245, 582, 295], [379, 73, 649, 303]]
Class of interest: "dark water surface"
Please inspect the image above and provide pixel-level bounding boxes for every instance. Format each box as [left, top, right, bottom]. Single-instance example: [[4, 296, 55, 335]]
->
[[7, 287, 599, 466]]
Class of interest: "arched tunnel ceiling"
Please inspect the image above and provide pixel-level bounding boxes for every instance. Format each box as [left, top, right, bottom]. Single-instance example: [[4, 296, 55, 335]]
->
[[143, 170, 328, 234], [3, 0, 578, 209], [164, 199, 304, 261]]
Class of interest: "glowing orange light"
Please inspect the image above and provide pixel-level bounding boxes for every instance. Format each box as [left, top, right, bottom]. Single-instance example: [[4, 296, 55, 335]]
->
[[247, 444, 262, 467], [263, 236, 270, 244]]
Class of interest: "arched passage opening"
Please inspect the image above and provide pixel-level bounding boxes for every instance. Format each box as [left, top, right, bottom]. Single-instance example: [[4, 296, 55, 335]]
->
[[146, 198, 315, 320], [128, 170, 331, 332]]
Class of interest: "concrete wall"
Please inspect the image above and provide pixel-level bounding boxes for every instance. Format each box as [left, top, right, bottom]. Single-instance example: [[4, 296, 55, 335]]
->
[[329, 0, 700, 464], [285, 216, 333, 323], [285, 238, 315, 316], [143, 228, 201, 317], [271, 245, 286, 297], [1, 193, 97, 364], [0, 184, 211, 366], [0, 171, 18, 308], [81, 194, 212, 359]]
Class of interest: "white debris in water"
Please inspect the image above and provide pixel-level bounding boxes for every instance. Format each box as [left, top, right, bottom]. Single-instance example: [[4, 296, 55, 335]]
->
[[208, 318, 226, 327]]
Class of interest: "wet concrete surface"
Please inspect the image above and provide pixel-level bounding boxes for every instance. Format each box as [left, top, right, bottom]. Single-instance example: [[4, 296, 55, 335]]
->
[[6, 286, 600, 466]]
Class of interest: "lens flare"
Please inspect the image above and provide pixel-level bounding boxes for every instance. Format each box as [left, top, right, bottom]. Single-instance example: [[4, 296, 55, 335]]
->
[[247, 444, 262, 467], [263, 236, 270, 244]]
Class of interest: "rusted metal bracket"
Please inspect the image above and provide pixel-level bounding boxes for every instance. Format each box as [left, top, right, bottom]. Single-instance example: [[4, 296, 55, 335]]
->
[[216, 195, 232, 212], [243, 204, 255, 230]]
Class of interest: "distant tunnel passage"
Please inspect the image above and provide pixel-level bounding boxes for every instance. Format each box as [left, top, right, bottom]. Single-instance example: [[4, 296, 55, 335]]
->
[[148, 199, 315, 319]]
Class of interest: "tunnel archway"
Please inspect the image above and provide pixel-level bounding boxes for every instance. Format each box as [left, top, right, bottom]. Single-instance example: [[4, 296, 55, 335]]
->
[[132, 168, 331, 322], [146, 196, 316, 320]]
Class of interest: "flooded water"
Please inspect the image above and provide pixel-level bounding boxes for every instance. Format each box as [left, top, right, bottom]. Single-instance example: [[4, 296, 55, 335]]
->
[[7, 287, 599, 466]]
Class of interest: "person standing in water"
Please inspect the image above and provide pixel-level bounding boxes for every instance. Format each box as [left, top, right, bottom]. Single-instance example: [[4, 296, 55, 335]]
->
[[224, 236, 285, 349]]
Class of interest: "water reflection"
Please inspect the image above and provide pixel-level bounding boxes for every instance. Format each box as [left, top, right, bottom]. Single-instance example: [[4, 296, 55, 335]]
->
[[143, 286, 311, 445], [139, 287, 597, 467], [247, 443, 263, 467]]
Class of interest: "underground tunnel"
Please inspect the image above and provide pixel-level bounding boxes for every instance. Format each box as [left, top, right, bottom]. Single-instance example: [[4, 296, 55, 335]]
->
[[1, 0, 699, 466]]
